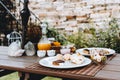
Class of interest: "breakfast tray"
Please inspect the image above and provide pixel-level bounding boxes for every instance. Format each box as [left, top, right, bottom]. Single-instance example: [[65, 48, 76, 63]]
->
[[25, 54, 116, 78]]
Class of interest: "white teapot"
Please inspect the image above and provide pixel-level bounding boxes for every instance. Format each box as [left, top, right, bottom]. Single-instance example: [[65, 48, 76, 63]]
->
[[8, 40, 24, 57]]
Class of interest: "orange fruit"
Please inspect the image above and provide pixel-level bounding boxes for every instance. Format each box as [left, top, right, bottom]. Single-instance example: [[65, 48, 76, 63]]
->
[[53, 41, 61, 47]]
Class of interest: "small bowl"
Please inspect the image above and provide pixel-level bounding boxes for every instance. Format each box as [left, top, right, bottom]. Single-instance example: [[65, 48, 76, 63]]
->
[[47, 50, 56, 57], [37, 50, 46, 57], [60, 48, 71, 54]]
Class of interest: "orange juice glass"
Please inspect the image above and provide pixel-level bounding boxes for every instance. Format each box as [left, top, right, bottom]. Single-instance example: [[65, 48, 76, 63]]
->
[[37, 43, 51, 50]]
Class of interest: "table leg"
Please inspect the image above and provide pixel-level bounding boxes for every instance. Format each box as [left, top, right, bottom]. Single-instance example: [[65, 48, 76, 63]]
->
[[19, 72, 30, 80], [18, 72, 25, 80]]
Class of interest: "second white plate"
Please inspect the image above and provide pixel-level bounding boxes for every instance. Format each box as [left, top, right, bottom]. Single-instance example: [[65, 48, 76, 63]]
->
[[76, 48, 115, 56]]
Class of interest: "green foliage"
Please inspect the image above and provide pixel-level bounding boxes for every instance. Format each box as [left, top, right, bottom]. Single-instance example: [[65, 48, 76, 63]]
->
[[67, 31, 88, 48], [47, 28, 59, 38], [47, 28, 66, 45], [67, 18, 120, 53], [93, 18, 120, 53]]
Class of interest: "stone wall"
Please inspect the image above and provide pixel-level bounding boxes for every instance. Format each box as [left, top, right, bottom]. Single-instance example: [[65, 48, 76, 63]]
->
[[20, 0, 120, 34]]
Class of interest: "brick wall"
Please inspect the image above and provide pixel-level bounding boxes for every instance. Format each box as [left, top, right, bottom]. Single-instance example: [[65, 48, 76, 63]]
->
[[22, 0, 120, 34]]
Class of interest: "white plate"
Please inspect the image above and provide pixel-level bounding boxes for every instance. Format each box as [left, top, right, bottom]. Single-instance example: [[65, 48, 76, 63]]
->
[[76, 48, 115, 56], [39, 57, 91, 69]]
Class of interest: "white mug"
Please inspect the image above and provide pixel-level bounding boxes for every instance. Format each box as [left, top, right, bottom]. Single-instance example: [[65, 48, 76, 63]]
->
[[37, 50, 46, 57], [47, 50, 56, 57]]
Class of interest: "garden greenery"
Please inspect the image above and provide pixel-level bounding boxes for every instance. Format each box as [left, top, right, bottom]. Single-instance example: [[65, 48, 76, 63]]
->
[[67, 18, 120, 53]]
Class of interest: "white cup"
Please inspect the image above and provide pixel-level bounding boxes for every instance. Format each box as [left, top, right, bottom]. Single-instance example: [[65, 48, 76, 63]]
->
[[37, 50, 46, 57], [60, 48, 71, 54], [47, 50, 56, 57]]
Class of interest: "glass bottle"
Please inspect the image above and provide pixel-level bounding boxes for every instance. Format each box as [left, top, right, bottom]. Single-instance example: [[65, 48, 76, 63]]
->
[[37, 22, 51, 50], [20, 0, 30, 49]]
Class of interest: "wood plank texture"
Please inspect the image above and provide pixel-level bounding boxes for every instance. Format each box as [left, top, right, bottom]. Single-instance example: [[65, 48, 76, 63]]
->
[[103, 65, 120, 72], [26, 62, 104, 76], [95, 70, 120, 80]]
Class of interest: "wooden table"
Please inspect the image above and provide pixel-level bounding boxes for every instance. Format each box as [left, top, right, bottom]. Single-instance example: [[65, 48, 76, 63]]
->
[[0, 46, 120, 80]]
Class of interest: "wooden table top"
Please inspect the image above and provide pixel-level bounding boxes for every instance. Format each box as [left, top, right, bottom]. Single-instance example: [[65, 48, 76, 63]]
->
[[0, 46, 120, 80]]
